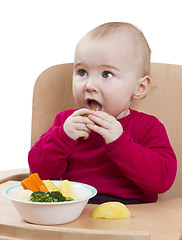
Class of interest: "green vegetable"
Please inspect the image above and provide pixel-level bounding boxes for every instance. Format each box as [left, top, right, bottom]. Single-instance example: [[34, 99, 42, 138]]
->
[[82, 109, 96, 117], [82, 114, 89, 117], [30, 191, 73, 203]]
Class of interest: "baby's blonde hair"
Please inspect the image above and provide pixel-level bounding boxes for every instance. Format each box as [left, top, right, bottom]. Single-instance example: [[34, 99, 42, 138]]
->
[[87, 22, 151, 77]]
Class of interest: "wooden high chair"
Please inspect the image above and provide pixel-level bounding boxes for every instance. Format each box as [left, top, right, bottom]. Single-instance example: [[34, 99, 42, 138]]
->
[[30, 62, 182, 201]]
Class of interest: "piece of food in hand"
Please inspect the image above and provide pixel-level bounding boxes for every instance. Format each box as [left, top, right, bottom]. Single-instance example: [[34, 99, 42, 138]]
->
[[16, 189, 33, 201], [91, 202, 131, 219], [60, 180, 75, 200], [42, 180, 61, 192], [82, 109, 96, 117]]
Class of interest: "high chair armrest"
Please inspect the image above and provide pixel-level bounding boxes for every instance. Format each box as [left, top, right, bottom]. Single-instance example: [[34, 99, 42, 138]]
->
[[0, 169, 30, 184]]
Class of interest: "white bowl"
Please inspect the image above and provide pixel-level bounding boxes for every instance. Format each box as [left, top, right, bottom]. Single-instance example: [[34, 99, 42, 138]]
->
[[3, 180, 97, 225]]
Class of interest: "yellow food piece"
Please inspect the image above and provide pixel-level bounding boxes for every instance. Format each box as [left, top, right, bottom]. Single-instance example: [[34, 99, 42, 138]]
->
[[42, 180, 61, 192], [60, 180, 75, 199], [91, 202, 131, 219]]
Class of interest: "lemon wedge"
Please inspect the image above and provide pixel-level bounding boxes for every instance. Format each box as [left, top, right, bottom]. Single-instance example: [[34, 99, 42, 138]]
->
[[91, 202, 131, 219], [42, 180, 61, 192], [60, 180, 75, 200]]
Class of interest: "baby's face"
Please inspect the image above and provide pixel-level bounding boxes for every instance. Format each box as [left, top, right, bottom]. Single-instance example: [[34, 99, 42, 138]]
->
[[73, 34, 141, 119]]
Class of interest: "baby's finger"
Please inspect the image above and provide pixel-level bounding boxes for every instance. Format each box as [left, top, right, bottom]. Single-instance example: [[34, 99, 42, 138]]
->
[[82, 115, 95, 124], [76, 130, 90, 140], [71, 115, 95, 126], [73, 122, 91, 132], [90, 110, 114, 121], [87, 123, 107, 135], [72, 108, 92, 117], [88, 112, 113, 129]]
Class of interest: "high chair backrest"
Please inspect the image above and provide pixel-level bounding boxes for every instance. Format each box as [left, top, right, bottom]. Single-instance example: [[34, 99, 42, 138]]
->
[[31, 62, 182, 200]]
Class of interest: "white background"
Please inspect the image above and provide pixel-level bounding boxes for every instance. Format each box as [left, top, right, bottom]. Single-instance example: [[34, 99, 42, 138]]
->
[[0, 0, 181, 171]]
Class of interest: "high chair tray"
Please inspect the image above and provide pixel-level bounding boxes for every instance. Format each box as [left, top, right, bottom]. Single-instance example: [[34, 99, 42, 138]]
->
[[0, 170, 182, 240]]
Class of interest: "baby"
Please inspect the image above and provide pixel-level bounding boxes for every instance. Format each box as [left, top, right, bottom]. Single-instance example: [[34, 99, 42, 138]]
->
[[28, 22, 177, 204]]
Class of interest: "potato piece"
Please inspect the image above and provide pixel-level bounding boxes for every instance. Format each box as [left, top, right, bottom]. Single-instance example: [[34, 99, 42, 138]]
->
[[42, 180, 61, 192], [16, 189, 33, 201], [91, 202, 131, 219], [60, 180, 75, 199]]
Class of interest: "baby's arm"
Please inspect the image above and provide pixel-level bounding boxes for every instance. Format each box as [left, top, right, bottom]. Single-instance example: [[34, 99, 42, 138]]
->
[[87, 110, 176, 194], [28, 109, 94, 180], [105, 119, 177, 195], [28, 111, 77, 180]]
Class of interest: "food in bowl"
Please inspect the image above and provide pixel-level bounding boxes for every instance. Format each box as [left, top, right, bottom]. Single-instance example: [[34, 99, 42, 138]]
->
[[16, 189, 33, 201], [3, 174, 97, 225], [17, 174, 76, 203]]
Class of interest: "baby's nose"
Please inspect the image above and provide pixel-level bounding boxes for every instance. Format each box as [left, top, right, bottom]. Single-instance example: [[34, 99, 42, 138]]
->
[[85, 78, 98, 92]]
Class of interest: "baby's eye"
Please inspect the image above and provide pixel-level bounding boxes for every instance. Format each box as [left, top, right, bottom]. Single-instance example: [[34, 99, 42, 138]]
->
[[102, 71, 113, 79], [78, 69, 88, 77]]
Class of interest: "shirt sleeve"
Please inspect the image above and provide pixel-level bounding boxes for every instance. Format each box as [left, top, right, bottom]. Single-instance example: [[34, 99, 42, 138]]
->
[[28, 112, 77, 180], [105, 118, 177, 195]]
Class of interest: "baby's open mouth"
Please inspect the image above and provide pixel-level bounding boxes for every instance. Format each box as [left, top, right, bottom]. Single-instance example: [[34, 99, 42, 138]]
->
[[87, 99, 102, 111]]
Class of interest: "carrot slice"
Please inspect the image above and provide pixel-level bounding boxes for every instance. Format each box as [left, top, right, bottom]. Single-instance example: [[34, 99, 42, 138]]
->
[[22, 178, 39, 192], [29, 173, 48, 192], [20, 173, 48, 192], [39, 184, 48, 192], [29, 173, 42, 186], [21, 180, 28, 190]]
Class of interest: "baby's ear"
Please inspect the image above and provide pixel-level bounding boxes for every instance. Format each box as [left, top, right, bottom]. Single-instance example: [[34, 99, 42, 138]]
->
[[132, 75, 150, 100]]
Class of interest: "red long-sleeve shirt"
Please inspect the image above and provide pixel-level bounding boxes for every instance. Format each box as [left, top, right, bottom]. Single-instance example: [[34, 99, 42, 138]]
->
[[28, 109, 177, 203]]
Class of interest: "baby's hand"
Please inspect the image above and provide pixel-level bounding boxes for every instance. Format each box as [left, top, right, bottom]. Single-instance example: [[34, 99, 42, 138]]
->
[[86, 111, 123, 144], [63, 109, 94, 140]]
